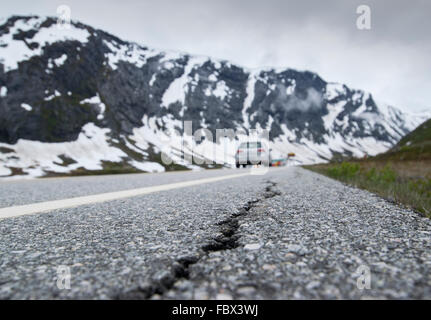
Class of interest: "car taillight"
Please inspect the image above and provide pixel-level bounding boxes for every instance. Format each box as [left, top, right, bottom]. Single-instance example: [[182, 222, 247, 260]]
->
[[257, 148, 264, 152], [237, 150, 243, 153]]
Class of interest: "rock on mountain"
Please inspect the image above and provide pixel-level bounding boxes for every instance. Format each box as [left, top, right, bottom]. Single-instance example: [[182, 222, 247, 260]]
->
[[0, 15, 429, 178]]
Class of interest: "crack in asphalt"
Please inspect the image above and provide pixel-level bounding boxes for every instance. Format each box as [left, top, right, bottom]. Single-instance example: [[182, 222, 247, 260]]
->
[[201, 199, 258, 252], [202, 180, 281, 254], [115, 180, 281, 300], [263, 180, 282, 199], [115, 255, 200, 299]]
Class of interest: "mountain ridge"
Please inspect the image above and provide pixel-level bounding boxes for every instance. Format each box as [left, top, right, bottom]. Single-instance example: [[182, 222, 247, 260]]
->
[[0, 15, 429, 178]]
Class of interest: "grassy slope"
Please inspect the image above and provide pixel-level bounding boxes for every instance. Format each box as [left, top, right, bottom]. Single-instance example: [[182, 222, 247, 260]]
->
[[376, 118, 431, 162], [304, 119, 431, 217]]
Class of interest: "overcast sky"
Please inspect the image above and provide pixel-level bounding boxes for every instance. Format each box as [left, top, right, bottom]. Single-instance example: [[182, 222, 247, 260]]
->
[[2, 0, 430, 113]]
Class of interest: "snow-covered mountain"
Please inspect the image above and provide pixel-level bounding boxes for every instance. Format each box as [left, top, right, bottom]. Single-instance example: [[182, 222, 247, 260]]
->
[[0, 15, 429, 178]]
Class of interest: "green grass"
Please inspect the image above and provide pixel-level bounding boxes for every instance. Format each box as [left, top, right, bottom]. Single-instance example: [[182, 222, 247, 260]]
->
[[305, 161, 431, 217], [305, 118, 431, 217], [0, 147, 14, 153], [376, 118, 431, 162], [42, 161, 143, 177], [398, 118, 431, 147]]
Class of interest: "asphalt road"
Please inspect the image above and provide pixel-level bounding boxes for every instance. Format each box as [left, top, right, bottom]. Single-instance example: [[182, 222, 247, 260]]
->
[[0, 167, 430, 299]]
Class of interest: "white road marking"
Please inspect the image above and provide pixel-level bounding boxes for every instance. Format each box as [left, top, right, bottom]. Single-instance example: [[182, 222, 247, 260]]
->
[[0, 172, 252, 219]]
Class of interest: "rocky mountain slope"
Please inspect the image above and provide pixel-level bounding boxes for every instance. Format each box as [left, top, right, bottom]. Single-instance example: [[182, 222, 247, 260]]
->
[[0, 15, 429, 178]]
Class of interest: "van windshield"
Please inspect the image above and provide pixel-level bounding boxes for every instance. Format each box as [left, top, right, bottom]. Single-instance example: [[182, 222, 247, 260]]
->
[[248, 142, 261, 148], [239, 142, 261, 149]]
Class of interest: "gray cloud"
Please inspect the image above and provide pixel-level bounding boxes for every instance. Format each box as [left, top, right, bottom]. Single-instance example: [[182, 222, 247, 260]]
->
[[285, 88, 323, 112], [1, 0, 430, 112]]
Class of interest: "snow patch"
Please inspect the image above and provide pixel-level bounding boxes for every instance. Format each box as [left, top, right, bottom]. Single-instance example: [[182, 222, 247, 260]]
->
[[53, 53, 67, 67], [0, 123, 127, 178], [163, 61, 175, 70], [213, 60, 222, 69], [149, 74, 157, 86], [325, 83, 345, 100], [80, 93, 106, 120], [204, 80, 229, 101], [20, 103, 32, 111], [286, 80, 296, 95], [0, 165, 12, 177], [129, 160, 165, 173], [0, 17, 90, 71], [103, 39, 154, 70], [161, 56, 208, 108], [322, 101, 345, 131], [44, 90, 61, 101], [0, 86, 7, 97], [158, 51, 183, 64], [242, 72, 257, 128], [208, 74, 217, 82], [213, 81, 229, 100]]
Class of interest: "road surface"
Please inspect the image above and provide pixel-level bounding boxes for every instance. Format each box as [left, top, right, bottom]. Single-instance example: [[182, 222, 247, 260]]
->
[[0, 167, 430, 299]]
